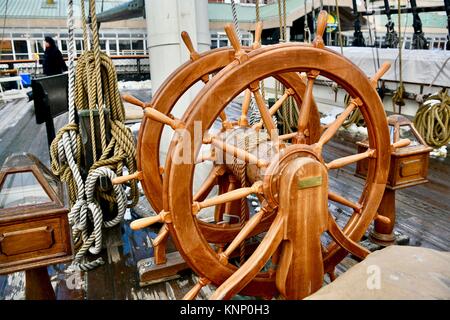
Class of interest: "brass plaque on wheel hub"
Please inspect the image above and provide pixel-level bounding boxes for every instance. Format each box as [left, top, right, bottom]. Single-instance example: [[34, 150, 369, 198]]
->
[[297, 176, 322, 189]]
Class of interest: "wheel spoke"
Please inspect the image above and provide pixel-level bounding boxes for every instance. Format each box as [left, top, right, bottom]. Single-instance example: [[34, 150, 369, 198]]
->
[[313, 10, 328, 48], [210, 213, 285, 300], [223, 176, 238, 218], [250, 82, 278, 141], [327, 212, 370, 260], [318, 99, 361, 147], [111, 171, 143, 185], [205, 135, 269, 168], [219, 111, 232, 129], [196, 151, 216, 163], [152, 224, 170, 247], [252, 21, 263, 49], [328, 191, 362, 213], [145, 107, 185, 130], [193, 165, 226, 202], [130, 210, 172, 230], [318, 62, 392, 147], [122, 94, 148, 108], [192, 181, 263, 215], [181, 31, 210, 83], [326, 149, 375, 170], [238, 89, 252, 126], [183, 277, 211, 300], [279, 132, 298, 141], [295, 71, 319, 143], [252, 88, 294, 130], [224, 24, 247, 62], [217, 207, 267, 265], [122, 95, 185, 130]]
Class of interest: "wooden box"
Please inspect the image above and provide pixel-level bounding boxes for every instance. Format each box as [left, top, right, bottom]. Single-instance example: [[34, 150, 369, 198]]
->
[[0, 153, 73, 275], [356, 115, 432, 190]]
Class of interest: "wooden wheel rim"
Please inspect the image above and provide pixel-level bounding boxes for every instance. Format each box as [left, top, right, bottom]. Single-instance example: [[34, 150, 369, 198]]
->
[[138, 45, 320, 214], [165, 44, 390, 296]]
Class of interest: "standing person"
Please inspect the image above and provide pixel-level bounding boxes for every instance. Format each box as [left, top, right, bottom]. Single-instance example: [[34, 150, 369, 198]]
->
[[42, 36, 67, 76]]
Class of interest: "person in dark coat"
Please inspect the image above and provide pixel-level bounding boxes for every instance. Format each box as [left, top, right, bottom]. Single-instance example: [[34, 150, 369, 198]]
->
[[42, 36, 67, 76]]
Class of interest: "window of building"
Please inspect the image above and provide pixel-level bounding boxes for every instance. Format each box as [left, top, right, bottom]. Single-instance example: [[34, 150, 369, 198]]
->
[[0, 40, 13, 60], [100, 40, 107, 51], [76, 39, 83, 54], [131, 39, 144, 54], [109, 39, 117, 55], [13, 40, 28, 60], [119, 39, 131, 54]]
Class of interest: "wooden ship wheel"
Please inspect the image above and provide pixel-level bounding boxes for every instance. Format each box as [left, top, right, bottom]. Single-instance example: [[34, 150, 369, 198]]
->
[[133, 11, 410, 299], [119, 22, 321, 265]]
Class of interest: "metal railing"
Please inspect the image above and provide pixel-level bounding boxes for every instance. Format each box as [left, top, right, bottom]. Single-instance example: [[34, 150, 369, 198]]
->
[[0, 55, 150, 80]]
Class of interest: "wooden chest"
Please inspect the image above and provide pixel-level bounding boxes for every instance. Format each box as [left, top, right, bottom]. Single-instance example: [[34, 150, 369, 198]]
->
[[356, 144, 432, 190], [356, 115, 432, 190], [0, 153, 73, 275]]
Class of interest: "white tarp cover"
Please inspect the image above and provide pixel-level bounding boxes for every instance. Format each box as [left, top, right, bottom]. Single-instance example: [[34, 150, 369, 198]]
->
[[307, 245, 450, 300], [327, 46, 450, 88]]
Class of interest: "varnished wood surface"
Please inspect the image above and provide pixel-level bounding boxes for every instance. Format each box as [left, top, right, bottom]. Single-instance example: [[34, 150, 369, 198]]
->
[[0, 96, 448, 300]]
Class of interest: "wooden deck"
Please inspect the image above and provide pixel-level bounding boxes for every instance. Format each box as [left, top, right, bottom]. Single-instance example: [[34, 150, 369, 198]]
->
[[0, 96, 449, 300]]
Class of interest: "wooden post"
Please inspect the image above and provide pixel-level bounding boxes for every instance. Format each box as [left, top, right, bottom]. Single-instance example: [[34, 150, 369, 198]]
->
[[78, 109, 112, 170], [78, 109, 116, 220], [370, 188, 396, 246], [25, 267, 56, 300]]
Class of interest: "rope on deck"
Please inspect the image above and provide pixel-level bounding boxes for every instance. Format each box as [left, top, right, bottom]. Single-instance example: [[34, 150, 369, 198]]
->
[[414, 89, 450, 148]]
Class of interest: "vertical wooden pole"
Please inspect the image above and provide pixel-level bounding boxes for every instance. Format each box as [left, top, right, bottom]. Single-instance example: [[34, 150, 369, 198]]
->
[[370, 188, 396, 246], [25, 267, 56, 300]]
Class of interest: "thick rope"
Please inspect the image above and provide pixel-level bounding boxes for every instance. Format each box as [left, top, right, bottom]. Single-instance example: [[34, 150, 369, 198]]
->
[[304, 0, 311, 43], [231, 0, 241, 41], [227, 129, 269, 266], [393, 0, 405, 112], [70, 167, 127, 271], [255, 0, 265, 100], [283, 0, 287, 41], [51, 0, 138, 272], [414, 89, 450, 148], [334, 0, 343, 53], [277, 0, 284, 42], [273, 0, 298, 134], [89, 0, 107, 153], [227, 0, 248, 265]]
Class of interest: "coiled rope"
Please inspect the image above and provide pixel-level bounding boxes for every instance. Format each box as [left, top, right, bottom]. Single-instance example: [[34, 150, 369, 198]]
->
[[51, 0, 137, 271], [413, 89, 450, 148], [70, 167, 126, 271]]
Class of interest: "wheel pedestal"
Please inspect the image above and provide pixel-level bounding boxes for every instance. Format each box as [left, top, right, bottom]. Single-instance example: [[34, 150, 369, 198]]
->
[[25, 267, 56, 300], [369, 188, 396, 246]]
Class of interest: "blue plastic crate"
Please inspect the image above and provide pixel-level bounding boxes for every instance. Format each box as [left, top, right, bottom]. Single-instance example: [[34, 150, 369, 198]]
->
[[20, 73, 31, 87]]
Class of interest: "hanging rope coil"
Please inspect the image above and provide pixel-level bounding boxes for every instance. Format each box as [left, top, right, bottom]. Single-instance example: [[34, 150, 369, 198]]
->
[[51, 0, 138, 271], [413, 89, 450, 148], [70, 167, 127, 271]]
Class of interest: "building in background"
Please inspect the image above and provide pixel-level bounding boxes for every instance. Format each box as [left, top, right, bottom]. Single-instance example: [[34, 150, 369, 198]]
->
[[0, 0, 447, 63]]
